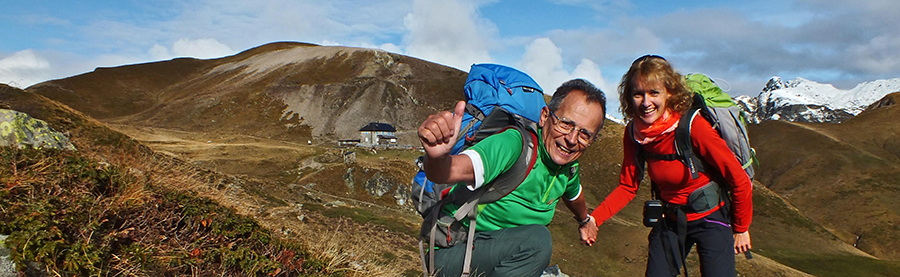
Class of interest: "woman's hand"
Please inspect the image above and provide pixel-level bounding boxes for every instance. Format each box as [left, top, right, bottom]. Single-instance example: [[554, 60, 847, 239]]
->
[[578, 216, 597, 246], [734, 231, 751, 254]]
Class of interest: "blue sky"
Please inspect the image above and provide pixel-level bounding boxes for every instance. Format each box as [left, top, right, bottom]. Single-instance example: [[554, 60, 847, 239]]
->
[[2, 0, 899, 117]]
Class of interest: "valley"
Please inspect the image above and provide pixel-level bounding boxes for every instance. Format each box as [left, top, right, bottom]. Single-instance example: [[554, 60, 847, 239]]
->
[[3, 42, 900, 276]]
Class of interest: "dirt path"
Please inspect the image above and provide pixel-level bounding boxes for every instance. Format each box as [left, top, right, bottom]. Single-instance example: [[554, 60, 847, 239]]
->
[[783, 121, 889, 163], [783, 121, 840, 142], [105, 123, 320, 179], [106, 123, 313, 150], [102, 123, 426, 276]]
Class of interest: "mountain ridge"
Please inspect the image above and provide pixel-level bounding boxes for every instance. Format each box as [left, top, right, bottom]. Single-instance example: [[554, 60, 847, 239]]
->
[[9, 41, 900, 276], [27, 42, 467, 144], [735, 76, 900, 123]]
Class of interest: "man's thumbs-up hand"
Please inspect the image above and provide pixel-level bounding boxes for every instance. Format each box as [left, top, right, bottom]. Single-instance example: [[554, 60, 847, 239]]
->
[[418, 101, 466, 160]]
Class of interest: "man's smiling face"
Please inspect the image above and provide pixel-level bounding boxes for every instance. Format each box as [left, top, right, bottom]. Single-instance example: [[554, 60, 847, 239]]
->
[[539, 89, 604, 166]]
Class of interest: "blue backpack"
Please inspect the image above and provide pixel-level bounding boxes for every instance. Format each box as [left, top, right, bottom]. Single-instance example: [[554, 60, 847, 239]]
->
[[412, 64, 546, 277]]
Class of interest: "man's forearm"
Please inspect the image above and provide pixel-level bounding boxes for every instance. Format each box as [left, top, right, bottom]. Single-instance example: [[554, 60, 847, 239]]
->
[[423, 154, 452, 183], [424, 154, 474, 184], [564, 193, 589, 221]]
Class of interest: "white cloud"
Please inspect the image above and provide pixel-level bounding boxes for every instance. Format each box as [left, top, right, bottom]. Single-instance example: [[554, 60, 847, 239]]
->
[[149, 44, 171, 61], [144, 38, 235, 61], [0, 50, 50, 71], [172, 38, 235, 59], [518, 38, 618, 117], [0, 50, 52, 88], [847, 35, 900, 74], [320, 40, 342, 46], [519, 38, 565, 88], [546, 27, 663, 69], [358, 42, 404, 55], [378, 43, 403, 55], [403, 0, 494, 70], [518, 38, 612, 94], [571, 59, 612, 93]]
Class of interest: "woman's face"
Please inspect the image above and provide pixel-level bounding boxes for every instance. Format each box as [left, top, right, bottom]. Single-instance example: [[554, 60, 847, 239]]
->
[[631, 76, 671, 125]]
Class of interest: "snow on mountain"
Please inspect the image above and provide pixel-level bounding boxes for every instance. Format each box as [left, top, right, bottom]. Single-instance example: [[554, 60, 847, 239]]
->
[[734, 95, 756, 117], [605, 113, 624, 126], [742, 77, 900, 123]]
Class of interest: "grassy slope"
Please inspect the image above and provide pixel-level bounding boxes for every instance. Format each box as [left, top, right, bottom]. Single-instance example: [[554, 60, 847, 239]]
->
[[0, 84, 401, 276], [10, 42, 900, 276], [550, 114, 900, 276], [26, 58, 210, 120], [750, 100, 900, 261], [27, 43, 466, 145], [0, 148, 330, 276]]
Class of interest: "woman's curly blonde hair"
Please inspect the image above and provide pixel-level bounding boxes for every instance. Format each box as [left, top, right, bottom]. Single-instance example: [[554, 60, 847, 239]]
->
[[617, 55, 692, 121]]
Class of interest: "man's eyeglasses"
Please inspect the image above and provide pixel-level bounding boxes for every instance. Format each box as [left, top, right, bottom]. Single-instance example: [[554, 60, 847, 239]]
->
[[548, 110, 597, 146]]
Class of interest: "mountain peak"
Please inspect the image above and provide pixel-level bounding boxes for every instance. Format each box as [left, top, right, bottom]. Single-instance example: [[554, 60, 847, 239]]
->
[[762, 76, 805, 92], [742, 77, 900, 123]]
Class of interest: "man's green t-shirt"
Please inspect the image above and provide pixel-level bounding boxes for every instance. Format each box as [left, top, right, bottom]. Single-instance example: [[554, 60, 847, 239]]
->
[[444, 128, 582, 232]]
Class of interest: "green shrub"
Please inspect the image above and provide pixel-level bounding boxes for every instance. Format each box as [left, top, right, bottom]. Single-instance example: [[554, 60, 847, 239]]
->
[[0, 147, 343, 276]]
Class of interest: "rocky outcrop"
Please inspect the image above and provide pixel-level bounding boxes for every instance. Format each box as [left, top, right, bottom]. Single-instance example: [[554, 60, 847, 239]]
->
[[0, 235, 14, 277], [0, 109, 75, 150], [364, 172, 395, 198], [866, 92, 898, 110], [393, 183, 410, 206], [343, 167, 355, 190], [737, 77, 900, 124], [752, 102, 854, 123]]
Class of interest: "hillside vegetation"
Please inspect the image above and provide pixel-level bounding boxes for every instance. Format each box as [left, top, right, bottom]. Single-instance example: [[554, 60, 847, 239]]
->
[[0, 147, 329, 276], [4, 42, 900, 276], [0, 83, 410, 276], [749, 94, 900, 261], [26, 42, 467, 144]]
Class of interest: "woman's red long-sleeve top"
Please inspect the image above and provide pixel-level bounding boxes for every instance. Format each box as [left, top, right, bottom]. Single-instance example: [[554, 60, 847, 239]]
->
[[590, 114, 753, 233]]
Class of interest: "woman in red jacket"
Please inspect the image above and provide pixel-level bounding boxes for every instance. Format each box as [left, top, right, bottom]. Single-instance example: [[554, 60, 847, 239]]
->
[[589, 55, 752, 276]]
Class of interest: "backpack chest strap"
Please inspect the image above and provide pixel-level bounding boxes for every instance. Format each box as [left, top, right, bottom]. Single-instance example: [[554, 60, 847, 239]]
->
[[644, 152, 679, 161]]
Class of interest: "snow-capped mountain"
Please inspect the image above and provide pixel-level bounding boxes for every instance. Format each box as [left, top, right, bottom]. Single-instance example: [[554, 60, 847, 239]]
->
[[737, 77, 900, 123]]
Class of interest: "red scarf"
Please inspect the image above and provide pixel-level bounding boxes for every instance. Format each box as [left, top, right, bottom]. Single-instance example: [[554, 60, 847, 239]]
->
[[633, 110, 680, 145]]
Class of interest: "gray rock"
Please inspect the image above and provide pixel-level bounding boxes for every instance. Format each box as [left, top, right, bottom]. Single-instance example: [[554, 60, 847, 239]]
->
[[0, 109, 75, 150], [393, 183, 410, 206], [343, 151, 356, 164], [541, 264, 569, 277], [364, 172, 395, 198], [343, 167, 355, 190], [0, 235, 16, 277]]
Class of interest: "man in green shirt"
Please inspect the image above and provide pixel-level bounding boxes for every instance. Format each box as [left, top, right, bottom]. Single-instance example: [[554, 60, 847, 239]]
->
[[418, 79, 607, 277]]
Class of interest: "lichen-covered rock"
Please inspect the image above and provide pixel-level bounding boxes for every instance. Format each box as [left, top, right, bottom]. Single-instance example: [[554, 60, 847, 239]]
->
[[0, 109, 75, 150], [393, 183, 410, 206], [0, 234, 14, 277], [343, 151, 356, 164], [343, 167, 355, 190], [364, 172, 395, 198], [313, 150, 344, 163]]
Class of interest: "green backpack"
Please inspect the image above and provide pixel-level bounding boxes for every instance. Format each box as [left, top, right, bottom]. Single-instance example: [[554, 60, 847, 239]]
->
[[632, 73, 756, 182], [680, 73, 757, 179]]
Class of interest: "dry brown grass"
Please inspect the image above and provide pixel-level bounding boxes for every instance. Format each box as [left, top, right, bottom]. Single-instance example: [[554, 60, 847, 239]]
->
[[5, 144, 405, 276], [11, 42, 900, 276], [94, 143, 411, 277]]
